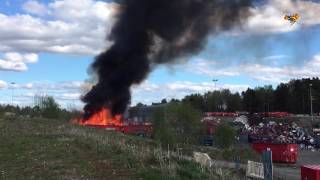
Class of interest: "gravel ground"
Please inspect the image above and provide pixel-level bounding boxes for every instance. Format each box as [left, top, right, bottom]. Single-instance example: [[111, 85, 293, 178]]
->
[[210, 150, 320, 180]]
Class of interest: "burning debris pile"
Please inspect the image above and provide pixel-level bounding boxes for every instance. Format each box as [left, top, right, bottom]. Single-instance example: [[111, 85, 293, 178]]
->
[[75, 108, 123, 127], [78, 0, 252, 123]]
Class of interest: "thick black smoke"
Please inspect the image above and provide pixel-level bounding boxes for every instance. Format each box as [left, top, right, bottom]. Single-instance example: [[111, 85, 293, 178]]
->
[[82, 0, 252, 118]]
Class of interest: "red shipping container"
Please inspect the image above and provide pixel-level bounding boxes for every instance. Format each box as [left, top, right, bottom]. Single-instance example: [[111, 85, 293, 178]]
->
[[301, 165, 320, 180], [121, 124, 153, 136], [251, 143, 298, 163]]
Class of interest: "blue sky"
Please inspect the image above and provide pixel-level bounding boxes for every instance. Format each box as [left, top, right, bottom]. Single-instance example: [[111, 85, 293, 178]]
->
[[0, 0, 320, 108]]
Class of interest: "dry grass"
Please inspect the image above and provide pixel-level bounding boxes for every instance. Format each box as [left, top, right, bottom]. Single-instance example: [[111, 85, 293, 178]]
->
[[0, 117, 245, 179]]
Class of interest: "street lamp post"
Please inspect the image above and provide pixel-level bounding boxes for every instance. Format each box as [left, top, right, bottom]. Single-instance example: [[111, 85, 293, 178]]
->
[[310, 83, 313, 122], [212, 79, 218, 91], [209, 79, 219, 112]]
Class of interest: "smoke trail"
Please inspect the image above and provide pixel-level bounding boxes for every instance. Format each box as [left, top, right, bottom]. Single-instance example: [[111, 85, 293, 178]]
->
[[82, 0, 252, 118]]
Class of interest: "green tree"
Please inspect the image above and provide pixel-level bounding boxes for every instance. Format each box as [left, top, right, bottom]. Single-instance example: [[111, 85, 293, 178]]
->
[[215, 124, 236, 149], [35, 96, 60, 119], [182, 94, 205, 111], [204, 91, 220, 112], [167, 103, 203, 144], [152, 103, 203, 145], [160, 99, 167, 104], [136, 102, 146, 107], [227, 92, 242, 111], [254, 85, 274, 112], [152, 107, 176, 146], [32, 106, 42, 117], [242, 88, 257, 113]]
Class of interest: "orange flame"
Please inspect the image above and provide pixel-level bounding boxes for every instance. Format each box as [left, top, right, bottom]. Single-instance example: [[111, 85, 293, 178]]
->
[[73, 108, 123, 127]]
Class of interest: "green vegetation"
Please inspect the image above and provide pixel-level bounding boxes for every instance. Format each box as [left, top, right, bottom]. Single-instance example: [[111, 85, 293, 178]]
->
[[0, 117, 244, 179], [214, 124, 236, 149], [135, 77, 320, 114], [0, 95, 73, 120], [152, 108, 176, 146], [206, 146, 261, 164], [5, 77, 315, 179], [34, 95, 61, 119], [152, 103, 204, 146], [221, 147, 260, 163]]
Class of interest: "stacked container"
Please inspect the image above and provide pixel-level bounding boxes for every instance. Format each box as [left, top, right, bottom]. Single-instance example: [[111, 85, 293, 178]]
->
[[301, 165, 320, 180]]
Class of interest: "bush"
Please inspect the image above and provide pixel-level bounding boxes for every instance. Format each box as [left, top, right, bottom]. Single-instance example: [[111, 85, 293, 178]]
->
[[152, 103, 204, 146], [34, 95, 72, 119], [167, 103, 203, 144], [215, 124, 236, 149], [152, 108, 176, 146]]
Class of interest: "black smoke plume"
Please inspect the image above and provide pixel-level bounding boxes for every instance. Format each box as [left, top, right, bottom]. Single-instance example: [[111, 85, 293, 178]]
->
[[82, 0, 252, 118]]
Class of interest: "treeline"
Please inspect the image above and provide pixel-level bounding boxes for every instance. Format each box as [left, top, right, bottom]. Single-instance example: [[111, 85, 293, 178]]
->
[[136, 78, 320, 114], [133, 96, 237, 148], [0, 96, 73, 120]]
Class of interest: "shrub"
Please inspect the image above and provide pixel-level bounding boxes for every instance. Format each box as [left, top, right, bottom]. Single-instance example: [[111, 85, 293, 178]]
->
[[152, 103, 203, 146], [215, 124, 236, 149]]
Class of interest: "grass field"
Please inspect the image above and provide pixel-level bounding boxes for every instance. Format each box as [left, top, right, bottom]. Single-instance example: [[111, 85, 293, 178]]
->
[[0, 117, 246, 180]]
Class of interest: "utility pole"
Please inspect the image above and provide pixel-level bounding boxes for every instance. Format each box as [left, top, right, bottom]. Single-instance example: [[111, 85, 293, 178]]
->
[[310, 83, 313, 122]]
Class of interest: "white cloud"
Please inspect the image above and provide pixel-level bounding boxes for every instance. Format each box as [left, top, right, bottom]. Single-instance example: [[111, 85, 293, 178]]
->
[[0, 80, 7, 89], [22, 0, 49, 16], [4, 52, 24, 62], [0, 52, 38, 71], [56, 93, 81, 100], [0, 81, 86, 108], [263, 55, 288, 60], [241, 0, 320, 34], [131, 81, 250, 105], [0, 80, 250, 107], [5, 81, 91, 108], [0, 0, 118, 63], [184, 54, 320, 84], [0, 60, 27, 71], [1, 0, 318, 60], [24, 53, 38, 63], [4, 52, 38, 63], [0, 0, 119, 72], [185, 58, 240, 77], [9, 81, 87, 90], [242, 54, 320, 83], [49, 0, 115, 23]]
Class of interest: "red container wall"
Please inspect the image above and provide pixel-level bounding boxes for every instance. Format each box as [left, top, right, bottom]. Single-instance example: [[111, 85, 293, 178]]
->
[[122, 124, 153, 135], [301, 165, 320, 180], [251, 143, 298, 163]]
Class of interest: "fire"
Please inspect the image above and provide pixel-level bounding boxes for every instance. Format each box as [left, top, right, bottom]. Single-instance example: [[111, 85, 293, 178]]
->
[[73, 108, 123, 127]]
